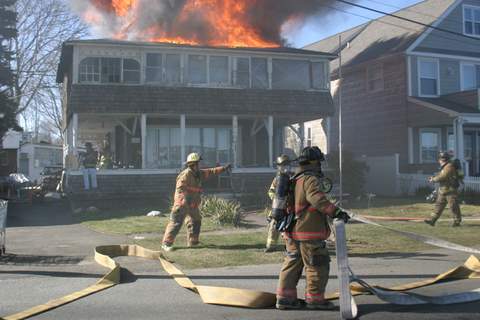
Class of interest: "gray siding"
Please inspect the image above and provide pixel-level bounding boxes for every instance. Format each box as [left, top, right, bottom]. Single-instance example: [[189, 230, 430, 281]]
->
[[417, 0, 480, 55], [410, 56, 419, 95], [410, 57, 461, 96]]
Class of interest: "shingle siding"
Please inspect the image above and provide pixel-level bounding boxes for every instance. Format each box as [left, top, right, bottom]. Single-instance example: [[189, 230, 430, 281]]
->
[[68, 85, 334, 119], [329, 54, 409, 163], [67, 172, 274, 199], [417, 1, 480, 56]]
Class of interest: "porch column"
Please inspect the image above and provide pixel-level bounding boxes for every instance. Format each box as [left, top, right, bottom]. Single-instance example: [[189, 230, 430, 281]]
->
[[268, 116, 274, 167], [232, 115, 238, 168], [453, 118, 457, 157], [299, 122, 305, 151], [72, 113, 79, 155], [457, 117, 467, 176], [141, 114, 147, 169], [180, 114, 186, 165]]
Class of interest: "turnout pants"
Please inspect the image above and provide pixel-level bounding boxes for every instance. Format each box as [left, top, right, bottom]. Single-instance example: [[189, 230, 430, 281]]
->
[[162, 206, 202, 246], [277, 238, 330, 303], [266, 219, 280, 248], [430, 192, 462, 224]]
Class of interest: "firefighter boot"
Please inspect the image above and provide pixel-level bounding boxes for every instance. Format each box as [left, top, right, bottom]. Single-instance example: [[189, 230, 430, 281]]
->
[[306, 300, 335, 310], [424, 219, 436, 226], [276, 298, 304, 310]]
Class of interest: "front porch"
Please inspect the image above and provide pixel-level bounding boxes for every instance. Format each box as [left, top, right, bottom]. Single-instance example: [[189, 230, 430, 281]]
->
[[63, 112, 326, 196], [407, 93, 480, 177]]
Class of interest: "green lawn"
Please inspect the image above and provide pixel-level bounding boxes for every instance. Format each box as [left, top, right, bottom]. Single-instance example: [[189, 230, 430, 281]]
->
[[348, 197, 480, 218], [75, 208, 222, 235], [77, 198, 480, 269]]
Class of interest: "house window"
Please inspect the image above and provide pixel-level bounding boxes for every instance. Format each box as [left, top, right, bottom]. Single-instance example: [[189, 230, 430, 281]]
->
[[420, 128, 441, 163], [464, 6, 480, 37], [448, 131, 455, 154], [79, 58, 100, 83], [209, 56, 229, 85], [166, 54, 181, 84], [123, 59, 140, 84], [272, 59, 310, 90], [418, 58, 439, 96], [100, 58, 121, 83], [367, 64, 384, 92], [146, 127, 231, 169], [461, 63, 478, 90], [188, 55, 207, 84], [235, 57, 250, 88], [146, 127, 181, 169], [0, 151, 8, 166], [146, 53, 163, 83], [251, 57, 268, 89], [311, 61, 327, 90]]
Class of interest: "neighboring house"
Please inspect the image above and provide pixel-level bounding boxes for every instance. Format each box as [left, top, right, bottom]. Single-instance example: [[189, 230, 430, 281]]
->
[[56, 40, 335, 196], [18, 142, 63, 183], [305, 0, 480, 177], [0, 130, 21, 176]]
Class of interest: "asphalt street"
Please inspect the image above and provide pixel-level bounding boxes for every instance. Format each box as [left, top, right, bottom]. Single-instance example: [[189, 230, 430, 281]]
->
[[1, 202, 480, 319]]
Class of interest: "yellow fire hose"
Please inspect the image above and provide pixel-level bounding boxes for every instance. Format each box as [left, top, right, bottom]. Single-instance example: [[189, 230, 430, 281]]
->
[[2, 242, 480, 320]]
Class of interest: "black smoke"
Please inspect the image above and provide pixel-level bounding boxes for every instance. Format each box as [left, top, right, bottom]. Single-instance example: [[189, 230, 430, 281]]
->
[[72, 0, 357, 46]]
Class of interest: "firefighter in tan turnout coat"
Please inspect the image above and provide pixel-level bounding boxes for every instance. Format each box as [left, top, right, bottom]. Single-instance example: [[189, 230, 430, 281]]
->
[[275, 146, 350, 310], [424, 151, 462, 227], [265, 154, 291, 252], [162, 153, 231, 251]]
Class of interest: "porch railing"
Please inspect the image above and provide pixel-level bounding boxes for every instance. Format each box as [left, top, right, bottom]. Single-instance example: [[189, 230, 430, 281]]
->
[[397, 173, 480, 195]]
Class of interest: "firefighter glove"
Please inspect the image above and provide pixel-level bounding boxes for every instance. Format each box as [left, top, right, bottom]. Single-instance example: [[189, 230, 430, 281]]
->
[[224, 163, 232, 172], [334, 210, 350, 223]]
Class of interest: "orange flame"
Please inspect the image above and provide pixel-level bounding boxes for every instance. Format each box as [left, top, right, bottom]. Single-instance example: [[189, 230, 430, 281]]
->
[[112, 0, 137, 17], [87, 0, 280, 48]]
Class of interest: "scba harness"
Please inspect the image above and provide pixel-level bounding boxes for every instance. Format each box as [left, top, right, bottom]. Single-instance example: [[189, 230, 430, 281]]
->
[[272, 169, 333, 232]]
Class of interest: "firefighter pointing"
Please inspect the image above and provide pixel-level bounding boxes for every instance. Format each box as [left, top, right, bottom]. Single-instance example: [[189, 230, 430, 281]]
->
[[162, 153, 231, 252], [274, 146, 349, 310]]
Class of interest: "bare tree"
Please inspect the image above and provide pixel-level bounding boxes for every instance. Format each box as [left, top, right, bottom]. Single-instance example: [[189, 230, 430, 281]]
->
[[12, 0, 88, 141]]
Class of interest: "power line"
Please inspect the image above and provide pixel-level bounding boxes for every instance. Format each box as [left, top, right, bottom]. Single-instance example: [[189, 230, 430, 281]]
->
[[362, 0, 462, 24], [318, 3, 473, 49], [336, 0, 480, 41]]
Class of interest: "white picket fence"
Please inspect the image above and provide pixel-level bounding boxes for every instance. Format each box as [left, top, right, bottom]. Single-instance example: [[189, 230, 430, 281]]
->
[[361, 154, 480, 196], [397, 173, 480, 195]]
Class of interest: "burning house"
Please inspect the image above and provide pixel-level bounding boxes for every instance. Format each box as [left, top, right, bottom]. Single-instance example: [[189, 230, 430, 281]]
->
[[56, 0, 337, 197]]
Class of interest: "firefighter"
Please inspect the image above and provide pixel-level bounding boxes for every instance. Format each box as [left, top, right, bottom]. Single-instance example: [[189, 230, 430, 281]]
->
[[162, 153, 231, 251], [424, 151, 462, 227], [265, 154, 291, 253], [275, 146, 350, 310]]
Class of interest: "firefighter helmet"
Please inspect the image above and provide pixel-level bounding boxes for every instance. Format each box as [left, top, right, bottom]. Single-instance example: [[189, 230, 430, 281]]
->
[[275, 154, 290, 166], [186, 152, 202, 163], [438, 151, 451, 161], [298, 146, 325, 165]]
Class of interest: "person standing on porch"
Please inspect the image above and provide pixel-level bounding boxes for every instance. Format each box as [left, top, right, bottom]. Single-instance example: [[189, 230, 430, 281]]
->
[[82, 142, 98, 190], [424, 151, 462, 227], [162, 153, 231, 252]]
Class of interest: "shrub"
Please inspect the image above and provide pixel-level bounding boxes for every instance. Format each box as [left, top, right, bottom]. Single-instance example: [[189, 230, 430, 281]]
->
[[201, 196, 243, 227], [324, 150, 369, 197]]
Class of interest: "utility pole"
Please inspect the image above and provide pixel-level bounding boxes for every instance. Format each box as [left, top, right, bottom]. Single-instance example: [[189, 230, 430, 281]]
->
[[338, 35, 343, 205]]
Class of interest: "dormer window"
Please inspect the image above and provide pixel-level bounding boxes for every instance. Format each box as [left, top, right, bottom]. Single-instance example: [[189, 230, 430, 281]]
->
[[464, 5, 480, 37]]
